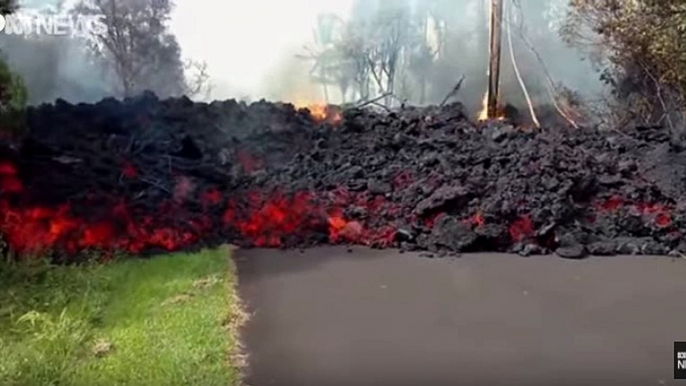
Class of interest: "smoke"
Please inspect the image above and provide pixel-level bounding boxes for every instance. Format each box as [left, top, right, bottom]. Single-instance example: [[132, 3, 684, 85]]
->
[[247, 0, 605, 118], [0, 0, 115, 105], [261, 49, 327, 105], [0, 34, 115, 105], [0, 0, 603, 112]]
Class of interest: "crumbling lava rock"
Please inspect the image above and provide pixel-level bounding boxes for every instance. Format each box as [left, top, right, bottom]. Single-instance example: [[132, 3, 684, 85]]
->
[[1, 93, 686, 260]]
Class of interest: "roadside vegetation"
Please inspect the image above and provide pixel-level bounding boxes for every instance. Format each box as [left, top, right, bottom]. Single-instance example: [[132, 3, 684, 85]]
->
[[0, 246, 245, 386], [563, 0, 686, 129]]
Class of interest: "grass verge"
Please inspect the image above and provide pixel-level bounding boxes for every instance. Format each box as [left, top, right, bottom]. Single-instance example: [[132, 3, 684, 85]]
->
[[0, 246, 245, 386]]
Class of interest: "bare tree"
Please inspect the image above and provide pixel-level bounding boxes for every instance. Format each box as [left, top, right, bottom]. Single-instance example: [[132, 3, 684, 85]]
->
[[183, 60, 213, 100], [334, 27, 372, 102]]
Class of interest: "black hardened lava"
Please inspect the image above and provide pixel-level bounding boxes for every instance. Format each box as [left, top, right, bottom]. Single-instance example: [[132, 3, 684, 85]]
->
[[2, 91, 686, 260]]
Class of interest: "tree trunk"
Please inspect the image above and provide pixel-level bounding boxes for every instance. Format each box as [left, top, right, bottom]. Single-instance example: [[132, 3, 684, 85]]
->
[[487, 0, 503, 118]]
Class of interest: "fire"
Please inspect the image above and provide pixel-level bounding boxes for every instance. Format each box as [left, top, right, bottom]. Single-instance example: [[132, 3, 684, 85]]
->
[[476, 91, 507, 121], [293, 101, 342, 124], [308, 104, 328, 121], [306, 104, 342, 124], [478, 92, 489, 121]]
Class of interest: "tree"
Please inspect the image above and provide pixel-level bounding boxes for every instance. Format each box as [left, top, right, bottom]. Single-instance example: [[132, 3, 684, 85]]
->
[[0, 0, 27, 133], [306, 2, 423, 107], [332, 24, 373, 103], [0, 0, 18, 15], [75, 0, 188, 98], [562, 0, 686, 129], [0, 55, 27, 114]]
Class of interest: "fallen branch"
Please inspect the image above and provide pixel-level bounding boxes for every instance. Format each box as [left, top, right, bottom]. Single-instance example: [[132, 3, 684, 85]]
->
[[352, 93, 393, 110], [439, 75, 466, 107], [511, 0, 579, 129], [370, 101, 392, 112]]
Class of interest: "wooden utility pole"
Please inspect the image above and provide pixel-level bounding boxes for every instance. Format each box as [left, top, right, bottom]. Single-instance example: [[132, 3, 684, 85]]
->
[[487, 0, 503, 118]]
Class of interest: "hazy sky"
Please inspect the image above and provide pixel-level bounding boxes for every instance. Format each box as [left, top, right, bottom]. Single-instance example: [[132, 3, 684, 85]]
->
[[169, 0, 354, 100]]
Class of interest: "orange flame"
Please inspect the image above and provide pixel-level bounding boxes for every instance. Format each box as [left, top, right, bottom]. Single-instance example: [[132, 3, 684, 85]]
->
[[296, 103, 342, 124], [308, 104, 328, 121], [477, 91, 507, 122], [478, 92, 489, 121]]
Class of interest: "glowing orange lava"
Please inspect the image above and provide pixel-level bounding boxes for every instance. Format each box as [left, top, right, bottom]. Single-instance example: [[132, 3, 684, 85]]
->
[[0, 155, 402, 256]]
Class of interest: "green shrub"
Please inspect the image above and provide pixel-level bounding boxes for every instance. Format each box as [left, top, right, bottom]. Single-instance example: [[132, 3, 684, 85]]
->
[[0, 57, 28, 134]]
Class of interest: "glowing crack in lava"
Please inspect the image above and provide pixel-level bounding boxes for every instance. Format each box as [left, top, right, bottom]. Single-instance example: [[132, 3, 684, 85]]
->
[[595, 195, 673, 228], [509, 215, 534, 243]]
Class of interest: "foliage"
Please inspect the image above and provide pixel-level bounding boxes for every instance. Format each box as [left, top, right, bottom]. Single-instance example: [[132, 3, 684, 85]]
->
[[0, 0, 18, 15], [0, 58, 27, 111], [75, 0, 196, 98], [0, 0, 27, 120], [0, 57, 27, 134], [562, 0, 686, 127], [0, 247, 243, 385]]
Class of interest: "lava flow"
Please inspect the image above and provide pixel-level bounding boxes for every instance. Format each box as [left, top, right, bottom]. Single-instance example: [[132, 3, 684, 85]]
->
[[3, 95, 686, 260], [0, 157, 398, 257]]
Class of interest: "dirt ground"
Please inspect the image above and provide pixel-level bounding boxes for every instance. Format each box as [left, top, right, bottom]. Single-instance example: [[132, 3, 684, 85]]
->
[[235, 247, 686, 386]]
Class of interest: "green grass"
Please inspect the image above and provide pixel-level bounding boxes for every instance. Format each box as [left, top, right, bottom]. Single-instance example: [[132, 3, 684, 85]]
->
[[0, 246, 245, 386]]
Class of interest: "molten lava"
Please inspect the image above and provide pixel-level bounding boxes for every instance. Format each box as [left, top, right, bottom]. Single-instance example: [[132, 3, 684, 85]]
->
[[596, 196, 673, 228], [509, 215, 534, 243], [0, 158, 401, 256]]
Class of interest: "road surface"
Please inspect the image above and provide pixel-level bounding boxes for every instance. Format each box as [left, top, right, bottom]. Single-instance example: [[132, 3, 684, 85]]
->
[[235, 247, 686, 386]]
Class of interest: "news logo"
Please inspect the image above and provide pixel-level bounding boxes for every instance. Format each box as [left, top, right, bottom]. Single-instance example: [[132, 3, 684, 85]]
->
[[675, 342, 686, 379], [0, 12, 106, 37]]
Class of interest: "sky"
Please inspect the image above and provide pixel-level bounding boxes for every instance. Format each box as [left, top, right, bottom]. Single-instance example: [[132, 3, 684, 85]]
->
[[169, 0, 355, 101]]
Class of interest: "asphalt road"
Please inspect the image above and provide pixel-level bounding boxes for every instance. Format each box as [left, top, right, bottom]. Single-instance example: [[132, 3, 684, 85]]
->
[[235, 247, 686, 386]]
